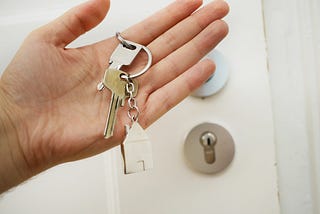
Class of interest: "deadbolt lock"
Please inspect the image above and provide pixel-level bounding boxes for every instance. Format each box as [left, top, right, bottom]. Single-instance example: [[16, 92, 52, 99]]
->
[[184, 123, 235, 174]]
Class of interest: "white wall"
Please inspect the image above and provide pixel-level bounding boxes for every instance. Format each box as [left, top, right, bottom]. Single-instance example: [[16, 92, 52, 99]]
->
[[263, 0, 320, 213]]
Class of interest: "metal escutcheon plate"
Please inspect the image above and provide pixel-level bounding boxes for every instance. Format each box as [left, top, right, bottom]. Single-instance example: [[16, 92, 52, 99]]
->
[[184, 123, 235, 174]]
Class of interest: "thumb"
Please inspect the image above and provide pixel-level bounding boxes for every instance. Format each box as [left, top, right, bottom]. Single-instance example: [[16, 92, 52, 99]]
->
[[39, 0, 110, 47]]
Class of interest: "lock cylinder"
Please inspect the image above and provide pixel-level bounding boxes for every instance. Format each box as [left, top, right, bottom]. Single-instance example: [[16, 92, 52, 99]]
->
[[200, 132, 217, 164]]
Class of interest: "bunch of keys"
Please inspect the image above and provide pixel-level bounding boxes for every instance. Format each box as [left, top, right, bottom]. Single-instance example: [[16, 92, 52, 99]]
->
[[97, 32, 153, 174]]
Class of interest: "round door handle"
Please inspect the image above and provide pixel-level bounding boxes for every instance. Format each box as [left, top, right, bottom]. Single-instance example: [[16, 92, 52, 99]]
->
[[192, 50, 229, 98]]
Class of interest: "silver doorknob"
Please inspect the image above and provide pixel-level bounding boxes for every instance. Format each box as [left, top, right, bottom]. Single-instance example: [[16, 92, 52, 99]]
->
[[192, 50, 229, 98], [184, 123, 235, 174]]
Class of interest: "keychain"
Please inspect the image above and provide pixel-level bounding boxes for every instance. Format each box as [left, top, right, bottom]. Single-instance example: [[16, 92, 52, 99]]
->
[[97, 32, 153, 174]]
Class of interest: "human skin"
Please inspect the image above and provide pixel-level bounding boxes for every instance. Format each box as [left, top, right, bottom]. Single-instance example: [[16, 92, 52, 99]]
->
[[0, 0, 229, 193]]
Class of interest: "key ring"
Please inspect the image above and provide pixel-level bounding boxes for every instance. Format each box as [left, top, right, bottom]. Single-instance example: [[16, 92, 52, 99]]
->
[[116, 32, 152, 79]]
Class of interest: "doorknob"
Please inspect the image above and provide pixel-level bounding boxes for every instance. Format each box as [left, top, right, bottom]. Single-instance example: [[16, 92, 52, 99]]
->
[[192, 50, 229, 98], [184, 123, 235, 174]]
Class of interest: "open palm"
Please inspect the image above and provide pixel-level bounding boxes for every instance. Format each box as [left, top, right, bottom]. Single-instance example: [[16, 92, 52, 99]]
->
[[0, 0, 228, 174]]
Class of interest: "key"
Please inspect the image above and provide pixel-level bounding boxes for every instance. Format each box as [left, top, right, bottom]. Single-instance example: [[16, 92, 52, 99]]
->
[[121, 121, 153, 174], [110, 41, 142, 69], [103, 68, 138, 138], [97, 42, 142, 91], [98, 40, 142, 138]]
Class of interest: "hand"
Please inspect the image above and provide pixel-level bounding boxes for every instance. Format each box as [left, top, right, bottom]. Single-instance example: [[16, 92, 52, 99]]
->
[[0, 0, 229, 192]]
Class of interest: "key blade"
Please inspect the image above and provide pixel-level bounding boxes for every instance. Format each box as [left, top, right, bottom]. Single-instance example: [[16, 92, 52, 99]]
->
[[104, 93, 121, 138], [103, 69, 127, 138]]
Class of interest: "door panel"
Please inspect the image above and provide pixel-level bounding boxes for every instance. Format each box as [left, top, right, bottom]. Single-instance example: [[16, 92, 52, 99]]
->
[[114, 0, 280, 213]]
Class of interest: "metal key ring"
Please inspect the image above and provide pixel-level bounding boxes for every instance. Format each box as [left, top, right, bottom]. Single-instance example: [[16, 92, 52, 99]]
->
[[116, 32, 152, 79]]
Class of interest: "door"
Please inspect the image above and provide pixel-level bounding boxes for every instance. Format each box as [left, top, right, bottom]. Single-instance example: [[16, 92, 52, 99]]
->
[[112, 0, 280, 213], [0, 0, 280, 214]]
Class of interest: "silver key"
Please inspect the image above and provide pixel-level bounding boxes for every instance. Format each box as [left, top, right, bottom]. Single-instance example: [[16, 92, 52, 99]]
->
[[103, 68, 138, 138], [97, 43, 142, 91], [110, 42, 142, 69], [98, 41, 142, 138]]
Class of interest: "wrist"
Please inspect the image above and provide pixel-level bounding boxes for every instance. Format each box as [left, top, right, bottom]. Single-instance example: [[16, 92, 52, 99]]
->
[[0, 84, 31, 194]]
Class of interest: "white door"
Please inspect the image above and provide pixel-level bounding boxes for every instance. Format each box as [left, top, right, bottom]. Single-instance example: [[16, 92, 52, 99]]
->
[[112, 0, 280, 213], [0, 0, 280, 214]]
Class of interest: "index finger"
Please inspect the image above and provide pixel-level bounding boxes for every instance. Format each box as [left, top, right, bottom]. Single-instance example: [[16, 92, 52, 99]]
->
[[92, 0, 203, 54], [121, 0, 203, 45]]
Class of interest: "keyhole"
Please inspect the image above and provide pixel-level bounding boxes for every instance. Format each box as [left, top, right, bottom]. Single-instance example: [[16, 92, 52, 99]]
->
[[200, 132, 217, 164]]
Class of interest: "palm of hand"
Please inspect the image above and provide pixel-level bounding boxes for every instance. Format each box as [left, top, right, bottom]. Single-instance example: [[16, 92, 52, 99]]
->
[[0, 0, 228, 172], [2, 38, 117, 165]]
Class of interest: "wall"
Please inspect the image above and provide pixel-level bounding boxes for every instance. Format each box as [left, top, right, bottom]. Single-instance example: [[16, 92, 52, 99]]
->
[[263, 0, 320, 213]]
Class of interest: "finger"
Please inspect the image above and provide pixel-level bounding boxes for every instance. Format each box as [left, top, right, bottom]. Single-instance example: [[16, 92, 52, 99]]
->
[[142, 19, 228, 94], [37, 0, 110, 47], [149, 0, 229, 64], [120, 0, 203, 45], [114, 0, 228, 79], [140, 59, 215, 128], [92, 0, 203, 57]]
